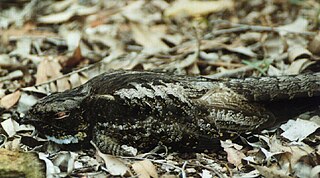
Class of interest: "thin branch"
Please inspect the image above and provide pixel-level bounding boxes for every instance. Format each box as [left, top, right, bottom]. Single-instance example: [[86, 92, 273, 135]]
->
[[205, 20, 316, 39]]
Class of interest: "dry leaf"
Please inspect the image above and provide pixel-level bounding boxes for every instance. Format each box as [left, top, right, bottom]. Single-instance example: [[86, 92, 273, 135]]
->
[[309, 33, 320, 55], [1, 118, 20, 137], [38, 10, 75, 24], [201, 169, 213, 178], [288, 45, 312, 62], [0, 90, 21, 109], [221, 140, 245, 167], [165, 0, 234, 17], [285, 58, 315, 75], [91, 141, 128, 176], [36, 58, 70, 92], [277, 17, 308, 35], [131, 23, 169, 54], [252, 165, 291, 178], [62, 46, 84, 68], [280, 118, 320, 142], [38, 5, 98, 24], [38, 152, 61, 177], [263, 34, 285, 58], [9, 38, 31, 57], [132, 160, 158, 178]]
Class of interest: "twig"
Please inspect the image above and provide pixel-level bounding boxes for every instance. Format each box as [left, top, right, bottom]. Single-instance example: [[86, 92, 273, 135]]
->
[[205, 20, 316, 39], [205, 65, 254, 79]]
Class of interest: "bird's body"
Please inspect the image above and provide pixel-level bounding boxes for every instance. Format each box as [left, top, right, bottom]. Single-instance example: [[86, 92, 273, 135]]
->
[[25, 71, 320, 155]]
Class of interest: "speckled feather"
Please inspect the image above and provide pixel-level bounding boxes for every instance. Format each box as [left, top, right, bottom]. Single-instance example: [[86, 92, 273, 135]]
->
[[25, 71, 320, 155]]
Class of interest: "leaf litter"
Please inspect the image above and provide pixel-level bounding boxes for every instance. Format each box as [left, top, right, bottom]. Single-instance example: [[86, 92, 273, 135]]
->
[[0, 0, 319, 177]]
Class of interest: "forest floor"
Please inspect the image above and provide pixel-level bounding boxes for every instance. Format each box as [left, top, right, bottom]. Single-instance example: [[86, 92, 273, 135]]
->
[[0, 0, 320, 177]]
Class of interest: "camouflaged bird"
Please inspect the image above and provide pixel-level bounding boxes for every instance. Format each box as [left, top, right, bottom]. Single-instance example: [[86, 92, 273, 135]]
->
[[24, 71, 320, 155]]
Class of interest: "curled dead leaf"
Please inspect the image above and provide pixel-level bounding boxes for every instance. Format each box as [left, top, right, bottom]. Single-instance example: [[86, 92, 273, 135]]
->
[[0, 90, 21, 109], [288, 45, 312, 62]]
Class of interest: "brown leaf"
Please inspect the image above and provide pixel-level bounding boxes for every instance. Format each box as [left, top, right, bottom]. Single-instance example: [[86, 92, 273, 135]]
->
[[91, 141, 129, 176], [61, 46, 84, 68], [132, 160, 158, 178], [131, 23, 169, 54], [36, 58, 70, 92], [0, 90, 21, 109]]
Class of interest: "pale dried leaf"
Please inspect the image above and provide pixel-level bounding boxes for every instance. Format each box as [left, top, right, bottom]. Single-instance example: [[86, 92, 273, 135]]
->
[[101, 154, 128, 176], [277, 17, 308, 35], [52, 151, 77, 174], [311, 165, 320, 178], [91, 141, 128, 176], [51, 0, 74, 12], [132, 160, 158, 178], [122, 1, 162, 24], [309, 33, 320, 55], [266, 136, 314, 165], [1, 118, 20, 137], [164, 0, 234, 17], [233, 170, 260, 178], [252, 165, 291, 178], [38, 152, 61, 177], [280, 119, 320, 142], [16, 92, 38, 113], [131, 23, 169, 54], [64, 30, 81, 51], [201, 169, 213, 178], [285, 58, 315, 75], [176, 52, 198, 68], [0, 90, 21, 109], [267, 65, 282, 76], [0, 70, 24, 83], [288, 45, 311, 62], [226, 46, 257, 57], [38, 10, 75, 24], [9, 38, 31, 57], [224, 147, 245, 167], [263, 34, 285, 58]]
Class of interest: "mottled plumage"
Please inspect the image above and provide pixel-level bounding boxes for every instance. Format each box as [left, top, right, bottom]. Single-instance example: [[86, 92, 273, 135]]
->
[[24, 71, 320, 155]]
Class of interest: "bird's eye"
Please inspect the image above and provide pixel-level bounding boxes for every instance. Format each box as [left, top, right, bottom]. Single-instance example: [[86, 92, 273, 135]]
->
[[55, 112, 70, 120]]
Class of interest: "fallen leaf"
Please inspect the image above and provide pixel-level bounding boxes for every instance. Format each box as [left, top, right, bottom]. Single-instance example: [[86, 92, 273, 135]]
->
[[130, 23, 169, 54], [0, 90, 21, 109], [201, 169, 213, 178], [1, 118, 20, 137], [277, 17, 308, 35], [38, 152, 61, 177], [262, 34, 286, 58], [309, 33, 320, 55], [36, 58, 70, 92], [221, 140, 245, 167], [252, 165, 291, 178], [132, 160, 158, 178], [285, 58, 315, 75], [288, 45, 312, 62], [9, 38, 31, 57], [280, 118, 320, 142], [91, 141, 128, 176], [164, 0, 234, 17], [38, 10, 75, 24]]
